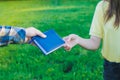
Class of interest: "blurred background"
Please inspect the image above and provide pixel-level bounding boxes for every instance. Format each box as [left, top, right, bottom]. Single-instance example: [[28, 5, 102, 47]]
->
[[0, 0, 103, 80]]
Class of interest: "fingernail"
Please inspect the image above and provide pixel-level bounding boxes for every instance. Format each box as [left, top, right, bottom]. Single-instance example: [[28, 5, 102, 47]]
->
[[43, 35, 47, 38]]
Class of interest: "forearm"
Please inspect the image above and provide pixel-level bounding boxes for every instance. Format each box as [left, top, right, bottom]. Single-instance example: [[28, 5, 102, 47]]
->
[[0, 26, 26, 46], [77, 36, 101, 50]]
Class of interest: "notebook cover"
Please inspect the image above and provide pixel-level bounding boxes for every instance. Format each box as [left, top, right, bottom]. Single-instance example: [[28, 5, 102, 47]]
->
[[30, 29, 65, 55]]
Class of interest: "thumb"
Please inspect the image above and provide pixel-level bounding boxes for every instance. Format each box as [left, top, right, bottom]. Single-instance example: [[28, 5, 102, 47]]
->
[[67, 35, 73, 42], [36, 30, 47, 38]]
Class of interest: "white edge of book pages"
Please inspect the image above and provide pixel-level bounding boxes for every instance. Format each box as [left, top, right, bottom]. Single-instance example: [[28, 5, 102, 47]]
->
[[45, 44, 64, 55]]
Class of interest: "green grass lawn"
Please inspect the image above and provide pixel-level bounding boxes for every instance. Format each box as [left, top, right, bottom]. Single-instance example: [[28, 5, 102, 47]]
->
[[0, 0, 103, 80]]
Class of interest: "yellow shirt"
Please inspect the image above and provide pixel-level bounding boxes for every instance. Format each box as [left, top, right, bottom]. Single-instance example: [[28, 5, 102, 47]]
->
[[89, 1, 120, 63]]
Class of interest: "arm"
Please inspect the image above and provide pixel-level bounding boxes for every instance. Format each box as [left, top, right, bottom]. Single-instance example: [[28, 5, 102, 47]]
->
[[63, 2, 104, 51], [0, 26, 46, 46], [77, 35, 101, 50], [63, 34, 101, 51], [0, 26, 26, 46]]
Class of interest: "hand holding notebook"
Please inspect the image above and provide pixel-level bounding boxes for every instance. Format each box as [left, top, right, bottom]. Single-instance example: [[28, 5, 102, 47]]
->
[[29, 29, 65, 55]]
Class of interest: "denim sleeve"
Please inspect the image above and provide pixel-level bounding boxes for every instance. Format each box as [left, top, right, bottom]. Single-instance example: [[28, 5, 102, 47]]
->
[[0, 26, 26, 46]]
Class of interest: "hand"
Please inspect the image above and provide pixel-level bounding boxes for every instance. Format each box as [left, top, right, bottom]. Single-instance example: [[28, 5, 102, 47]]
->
[[25, 27, 46, 43], [63, 34, 79, 51]]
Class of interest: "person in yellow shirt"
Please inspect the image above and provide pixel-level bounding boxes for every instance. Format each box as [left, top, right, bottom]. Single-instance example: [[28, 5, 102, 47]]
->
[[63, 0, 120, 80]]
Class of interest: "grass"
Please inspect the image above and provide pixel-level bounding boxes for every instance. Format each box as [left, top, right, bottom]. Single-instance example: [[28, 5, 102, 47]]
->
[[0, 0, 103, 80]]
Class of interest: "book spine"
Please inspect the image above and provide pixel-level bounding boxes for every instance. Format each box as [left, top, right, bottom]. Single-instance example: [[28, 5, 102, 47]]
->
[[34, 40, 47, 55]]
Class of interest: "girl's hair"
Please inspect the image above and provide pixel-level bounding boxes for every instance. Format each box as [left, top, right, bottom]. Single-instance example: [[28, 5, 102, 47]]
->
[[104, 0, 120, 28]]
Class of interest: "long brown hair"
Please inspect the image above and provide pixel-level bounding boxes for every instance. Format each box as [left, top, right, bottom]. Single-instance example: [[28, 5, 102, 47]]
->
[[105, 0, 120, 28]]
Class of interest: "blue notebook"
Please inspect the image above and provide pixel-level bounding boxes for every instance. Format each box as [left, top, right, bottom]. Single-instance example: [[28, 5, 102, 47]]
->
[[29, 29, 65, 55]]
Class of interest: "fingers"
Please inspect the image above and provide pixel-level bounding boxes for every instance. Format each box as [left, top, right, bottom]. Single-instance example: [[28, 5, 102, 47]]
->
[[36, 29, 47, 38], [63, 36, 71, 42], [63, 34, 75, 42], [27, 27, 47, 38], [63, 37, 68, 41], [63, 37, 71, 51], [63, 34, 78, 51], [66, 35, 71, 42], [63, 44, 71, 51]]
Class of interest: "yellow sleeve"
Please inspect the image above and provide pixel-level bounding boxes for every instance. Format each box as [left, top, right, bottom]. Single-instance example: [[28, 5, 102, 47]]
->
[[89, 1, 104, 38]]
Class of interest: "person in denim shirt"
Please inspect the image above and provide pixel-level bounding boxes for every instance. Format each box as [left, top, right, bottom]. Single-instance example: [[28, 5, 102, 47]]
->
[[0, 26, 46, 46]]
